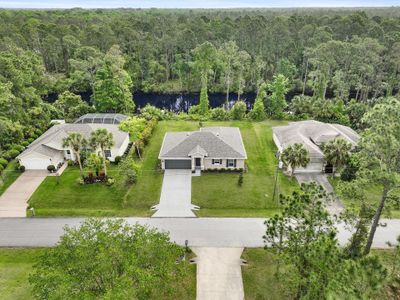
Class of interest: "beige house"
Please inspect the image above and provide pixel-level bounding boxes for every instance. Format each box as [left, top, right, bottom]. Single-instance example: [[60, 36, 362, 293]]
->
[[159, 127, 247, 171]]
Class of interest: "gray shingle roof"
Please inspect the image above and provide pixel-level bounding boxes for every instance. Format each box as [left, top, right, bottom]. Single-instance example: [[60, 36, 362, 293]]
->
[[272, 120, 360, 160], [18, 123, 129, 159], [159, 127, 247, 159]]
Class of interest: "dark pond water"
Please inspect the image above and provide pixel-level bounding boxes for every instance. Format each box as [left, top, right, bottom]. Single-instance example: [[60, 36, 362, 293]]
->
[[44, 91, 257, 112]]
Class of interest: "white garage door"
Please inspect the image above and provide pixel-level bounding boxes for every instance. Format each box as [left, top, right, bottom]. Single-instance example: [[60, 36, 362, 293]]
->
[[21, 157, 52, 170]]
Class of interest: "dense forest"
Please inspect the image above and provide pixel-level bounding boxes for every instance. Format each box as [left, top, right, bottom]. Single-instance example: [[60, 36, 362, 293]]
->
[[1, 7, 400, 154]]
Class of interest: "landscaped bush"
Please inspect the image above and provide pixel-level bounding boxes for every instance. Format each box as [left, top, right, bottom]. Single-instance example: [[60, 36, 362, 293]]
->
[[21, 141, 30, 147], [140, 104, 165, 120], [19, 165, 25, 172], [67, 159, 75, 166], [114, 156, 122, 164], [105, 178, 115, 186], [0, 164, 4, 174], [11, 144, 24, 152], [230, 100, 247, 120], [210, 107, 230, 121], [4, 149, 20, 160], [47, 165, 56, 172], [0, 158, 7, 168]]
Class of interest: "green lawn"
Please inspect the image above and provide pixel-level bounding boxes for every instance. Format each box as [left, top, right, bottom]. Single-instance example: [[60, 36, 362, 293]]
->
[[0, 248, 196, 300], [330, 177, 400, 218], [193, 121, 298, 217], [28, 120, 298, 217], [0, 161, 22, 196], [29, 121, 198, 217], [242, 248, 399, 300]]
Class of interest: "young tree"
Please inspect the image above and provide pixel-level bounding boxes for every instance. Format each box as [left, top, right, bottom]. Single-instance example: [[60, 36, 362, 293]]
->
[[322, 138, 352, 175], [236, 50, 251, 101], [248, 82, 267, 121], [84, 152, 104, 176], [359, 97, 400, 254], [230, 100, 247, 120], [118, 156, 141, 185], [90, 128, 114, 176], [281, 143, 310, 177], [93, 45, 134, 114], [62, 133, 87, 178], [265, 74, 289, 119], [29, 218, 185, 299], [118, 117, 146, 159]]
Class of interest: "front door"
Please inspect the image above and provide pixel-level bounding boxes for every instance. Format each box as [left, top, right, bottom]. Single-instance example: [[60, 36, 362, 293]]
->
[[195, 157, 201, 168]]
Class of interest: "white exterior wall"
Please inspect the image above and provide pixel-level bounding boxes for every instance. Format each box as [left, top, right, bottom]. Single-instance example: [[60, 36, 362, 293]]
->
[[203, 158, 245, 170], [113, 135, 130, 161], [20, 151, 64, 170]]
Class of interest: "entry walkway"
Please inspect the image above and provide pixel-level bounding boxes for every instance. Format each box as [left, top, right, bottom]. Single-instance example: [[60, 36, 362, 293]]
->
[[0, 170, 47, 217], [152, 169, 198, 217], [192, 247, 245, 300]]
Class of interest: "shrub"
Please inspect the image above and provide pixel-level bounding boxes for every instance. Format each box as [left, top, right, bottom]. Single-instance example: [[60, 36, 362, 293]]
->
[[0, 158, 7, 168], [140, 104, 164, 121], [188, 104, 201, 115], [19, 165, 25, 172], [231, 100, 247, 120], [210, 107, 230, 121], [11, 144, 24, 152], [67, 160, 75, 166], [27, 137, 35, 144], [47, 165, 56, 172], [4, 149, 20, 160], [0, 164, 4, 174], [76, 178, 84, 185], [238, 172, 244, 186], [114, 156, 122, 164], [21, 141, 30, 147], [106, 178, 115, 186]]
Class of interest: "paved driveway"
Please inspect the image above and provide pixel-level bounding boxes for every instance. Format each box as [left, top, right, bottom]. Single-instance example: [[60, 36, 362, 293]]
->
[[0, 170, 47, 217], [152, 169, 197, 217], [192, 247, 245, 300], [295, 172, 343, 214]]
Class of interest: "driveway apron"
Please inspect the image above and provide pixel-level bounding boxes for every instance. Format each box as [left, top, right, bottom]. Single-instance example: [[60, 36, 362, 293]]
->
[[0, 170, 46, 217], [152, 169, 197, 217]]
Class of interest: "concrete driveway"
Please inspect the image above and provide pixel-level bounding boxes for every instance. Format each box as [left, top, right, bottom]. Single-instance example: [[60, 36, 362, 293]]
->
[[192, 247, 245, 300], [0, 170, 46, 217], [152, 169, 198, 217], [295, 172, 343, 214]]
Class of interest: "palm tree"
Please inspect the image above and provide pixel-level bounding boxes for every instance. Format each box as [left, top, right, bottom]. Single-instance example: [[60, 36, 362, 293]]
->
[[322, 138, 352, 175], [62, 133, 87, 178], [281, 143, 310, 177], [85, 153, 104, 177], [90, 129, 114, 176]]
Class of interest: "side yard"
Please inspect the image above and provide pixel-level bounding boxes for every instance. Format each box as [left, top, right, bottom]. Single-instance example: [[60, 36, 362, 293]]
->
[[0, 248, 196, 300], [193, 121, 298, 217], [0, 161, 22, 196]]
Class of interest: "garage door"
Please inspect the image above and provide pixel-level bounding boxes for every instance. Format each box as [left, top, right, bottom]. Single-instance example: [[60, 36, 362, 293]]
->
[[165, 160, 191, 169], [20, 157, 52, 170]]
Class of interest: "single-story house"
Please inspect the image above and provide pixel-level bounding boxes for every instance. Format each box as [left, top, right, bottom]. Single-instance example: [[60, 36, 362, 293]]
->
[[272, 120, 359, 173], [17, 121, 130, 170], [159, 127, 247, 171]]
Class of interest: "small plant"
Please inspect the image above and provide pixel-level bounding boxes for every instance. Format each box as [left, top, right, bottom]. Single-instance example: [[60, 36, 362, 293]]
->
[[67, 159, 75, 166], [76, 178, 84, 185], [114, 156, 121, 164], [47, 165, 56, 173], [106, 178, 115, 186], [19, 165, 25, 172], [238, 172, 244, 186]]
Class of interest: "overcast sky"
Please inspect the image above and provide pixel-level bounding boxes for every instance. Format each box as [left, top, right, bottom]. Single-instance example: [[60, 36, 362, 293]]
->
[[0, 0, 399, 9]]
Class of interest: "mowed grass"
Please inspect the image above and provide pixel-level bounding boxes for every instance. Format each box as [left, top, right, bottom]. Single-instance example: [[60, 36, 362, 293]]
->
[[29, 121, 199, 217], [0, 248, 45, 300], [0, 248, 196, 300], [0, 161, 22, 196], [193, 121, 298, 217], [242, 248, 399, 300]]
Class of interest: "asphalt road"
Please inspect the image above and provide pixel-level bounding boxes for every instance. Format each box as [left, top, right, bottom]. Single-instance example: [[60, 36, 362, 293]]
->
[[0, 217, 399, 248]]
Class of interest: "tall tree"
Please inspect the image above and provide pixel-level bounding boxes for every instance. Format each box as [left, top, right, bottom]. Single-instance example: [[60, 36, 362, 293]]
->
[[219, 41, 239, 107], [93, 45, 134, 114], [90, 128, 114, 177], [54, 91, 91, 122], [281, 143, 310, 177], [248, 82, 267, 121], [62, 132, 87, 178], [359, 97, 400, 254], [265, 74, 289, 119]]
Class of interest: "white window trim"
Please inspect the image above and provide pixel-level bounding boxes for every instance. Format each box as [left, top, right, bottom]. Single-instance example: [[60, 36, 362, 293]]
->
[[227, 159, 235, 167]]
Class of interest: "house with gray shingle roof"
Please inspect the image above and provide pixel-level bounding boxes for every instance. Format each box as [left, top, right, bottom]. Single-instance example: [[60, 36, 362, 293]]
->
[[17, 115, 130, 170], [159, 127, 247, 171], [272, 120, 359, 173]]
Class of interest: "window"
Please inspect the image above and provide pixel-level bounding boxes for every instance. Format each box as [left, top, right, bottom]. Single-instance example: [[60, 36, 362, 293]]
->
[[227, 159, 236, 168], [104, 150, 112, 158], [212, 159, 222, 165], [66, 150, 71, 155]]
